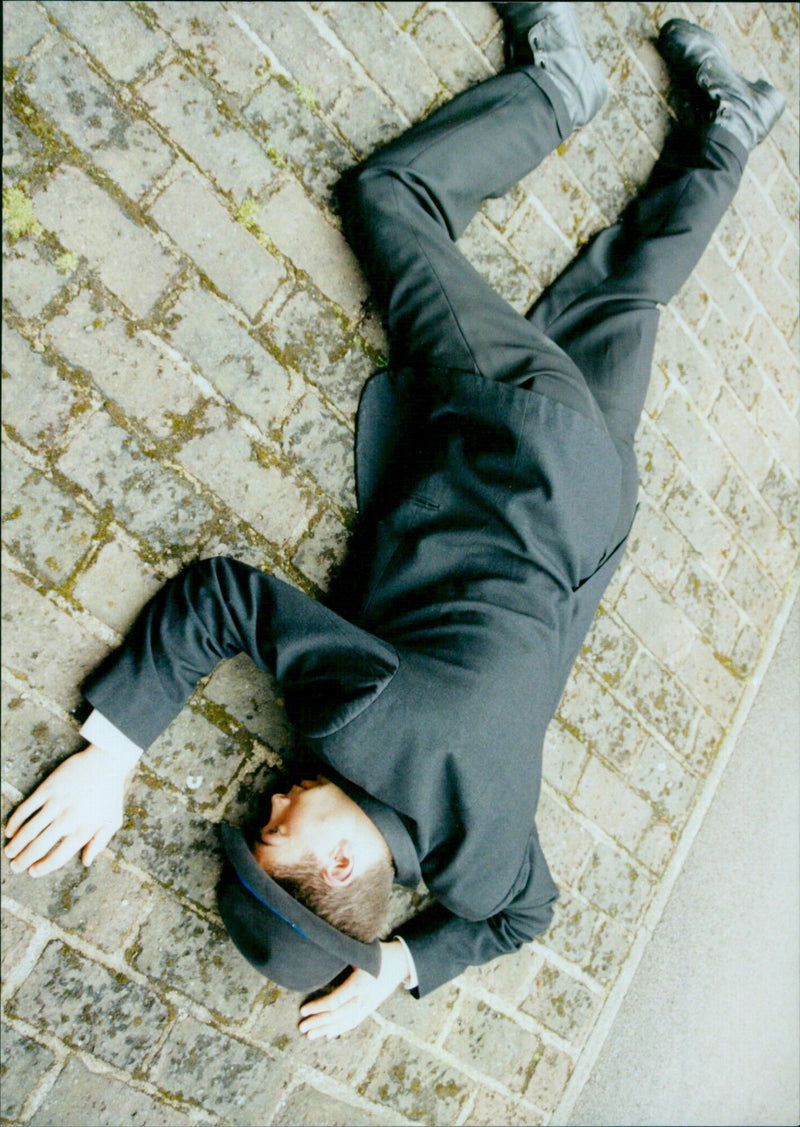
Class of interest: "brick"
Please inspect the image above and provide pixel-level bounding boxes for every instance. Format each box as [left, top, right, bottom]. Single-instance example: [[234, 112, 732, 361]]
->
[[42, 1, 167, 82], [584, 914, 632, 987], [746, 312, 799, 412], [526, 1043, 574, 1114], [696, 244, 755, 331], [57, 410, 213, 555], [1, 912, 37, 981], [2, 236, 67, 318], [531, 156, 605, 247], [662, 472, 734, 578], [671, 560, 742, 656], [1, 690, 81, 797], [522, 960, 601, 1045], [245, 78, 351, 203], [542, 888, 595, 965], [716, 468, 797, 586], [635, 821, 676, 874], [323, 2, 440, 120], [503, 201, 573, 293], [45, 291, 203, 439], [292, 507, 351, 592], [654, 311, 720, 414], [629, 737, 698, 824], [462, 944, 541, 1006], [0, 1025, 55, 1121], [146, 706, 247, 810], [444, 994, 541, 1092], [256, 181, 367, 316], [737, 237, 797, 340], [3, 850, 151, 955], [752, 377, 800, 481], [147, 1, 269, 99], [229, 2, 359, 112], [579, 842, 652, 929], [574, 757, 652, 851], [249, 986, 381, 1084], [671, 274, 710, 332], [116, 773, 223, 912], [138, 65, 276, 200], [3, 104, 44, 176], [373, 982, 459, 1045], [735, 179, 787, 260], [282, 388, 355, 508], [617, 569, 696, 670], [268, 288, 376, 421], [30, 1057, 193, 1127], [761, 461, 800, 543], [150, 169, 284, 320], [166, 285, 296, 433], [2, 0, 50, 63], [563, 128, 631, 221], [698, 306, 763, 411], [2, 449, 95, 587], [675, 636, 743, 723], [24, 40, 173, 200], [176, 402, 313, 547], [9, 940, 170, 1070], [203, 652, 293, 755], [149, 1016, 287, 1123], [2, 322, 82, 453], [657, 390, 729, 497], [1, 567, 109, 713], [633, 418, 679, 502], [331, 82, 408, 161], [272, 1084, 392, 1127], [413, 8, 495, 94], [359, 1035, 471, 1123], [536, 789, 594, 885], [558, 665, 645, 772], [624, 648, 698, 751], [33, 166, 179, 318], [452, 2, 501, 45], [73, 540, 163, 635], [465, 1089, 544, 1127], [626, 499, 686, 588], [132, 892, 265, 1020]]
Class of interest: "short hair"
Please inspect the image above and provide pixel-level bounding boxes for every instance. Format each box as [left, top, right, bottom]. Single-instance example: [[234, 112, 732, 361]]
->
[[267, 852, 394, 943]]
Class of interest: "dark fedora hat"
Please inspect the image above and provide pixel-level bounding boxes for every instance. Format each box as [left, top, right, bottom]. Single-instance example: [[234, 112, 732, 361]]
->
[[217, 823, 382, 992]]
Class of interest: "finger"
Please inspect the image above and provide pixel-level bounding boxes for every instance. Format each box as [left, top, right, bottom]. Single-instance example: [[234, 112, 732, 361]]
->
[[299, 1001, 361, 1040], [82, 825, 114, 868], [300, 976, 360, 1018], [4, 805, 63, 861], [7, 819, 72, 874], [4, 787, 50, 840], [29, 833, 86, 878]]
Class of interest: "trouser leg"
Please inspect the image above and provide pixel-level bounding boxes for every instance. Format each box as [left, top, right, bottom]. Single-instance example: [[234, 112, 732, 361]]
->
[[527, 125, 747, 539], [340, 66, 604, 421]]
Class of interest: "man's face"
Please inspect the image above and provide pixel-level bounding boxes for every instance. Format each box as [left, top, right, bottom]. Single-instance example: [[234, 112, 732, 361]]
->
[[252, 776, 341, 872]]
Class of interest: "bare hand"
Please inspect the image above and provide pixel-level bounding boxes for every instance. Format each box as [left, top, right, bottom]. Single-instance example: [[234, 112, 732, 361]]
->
[[4, 745, 129, 877], [298, 940, 411, 1040]]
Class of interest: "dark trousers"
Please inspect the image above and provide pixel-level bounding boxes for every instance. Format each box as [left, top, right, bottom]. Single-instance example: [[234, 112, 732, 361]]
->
[[341, 64, 748, 544]]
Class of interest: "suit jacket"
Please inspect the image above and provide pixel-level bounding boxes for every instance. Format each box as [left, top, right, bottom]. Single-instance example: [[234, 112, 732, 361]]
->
[[85, 366, 630, 996]]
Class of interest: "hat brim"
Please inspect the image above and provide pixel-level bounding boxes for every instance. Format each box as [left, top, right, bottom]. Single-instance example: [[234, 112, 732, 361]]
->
[[217, 823, 382, 992]]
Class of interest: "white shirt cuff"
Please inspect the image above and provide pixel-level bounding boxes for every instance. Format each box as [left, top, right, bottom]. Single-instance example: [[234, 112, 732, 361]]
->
[[80, 709, 144, 772], [394, 934, 419, 991]]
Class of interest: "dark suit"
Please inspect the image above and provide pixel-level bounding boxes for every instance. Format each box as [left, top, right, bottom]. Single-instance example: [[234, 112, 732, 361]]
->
[[84, 65, 747, 995]]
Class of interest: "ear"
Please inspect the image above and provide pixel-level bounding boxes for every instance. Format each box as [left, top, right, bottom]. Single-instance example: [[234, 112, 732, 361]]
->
[[320, 840, 356, 888]]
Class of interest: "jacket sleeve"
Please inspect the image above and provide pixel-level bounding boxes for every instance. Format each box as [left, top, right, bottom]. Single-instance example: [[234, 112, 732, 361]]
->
[[83, 556, 399, 751], [398, 862, 558, 997]]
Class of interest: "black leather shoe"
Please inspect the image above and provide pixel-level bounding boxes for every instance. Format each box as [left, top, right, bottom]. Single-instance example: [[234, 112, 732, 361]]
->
[[657, 19, 785, 150], [494, 2, 608, 130]]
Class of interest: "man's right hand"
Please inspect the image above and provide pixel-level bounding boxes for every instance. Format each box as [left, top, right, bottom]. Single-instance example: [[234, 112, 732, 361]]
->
[[3, 745, 129, 877]]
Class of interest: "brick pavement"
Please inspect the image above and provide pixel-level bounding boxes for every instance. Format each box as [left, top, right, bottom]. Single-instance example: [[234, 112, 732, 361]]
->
[[1, 3, 798, 1124]]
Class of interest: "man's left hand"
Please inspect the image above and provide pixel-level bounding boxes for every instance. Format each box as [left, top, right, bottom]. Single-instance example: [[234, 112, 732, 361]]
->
[[298, 939, 410, 1040]]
